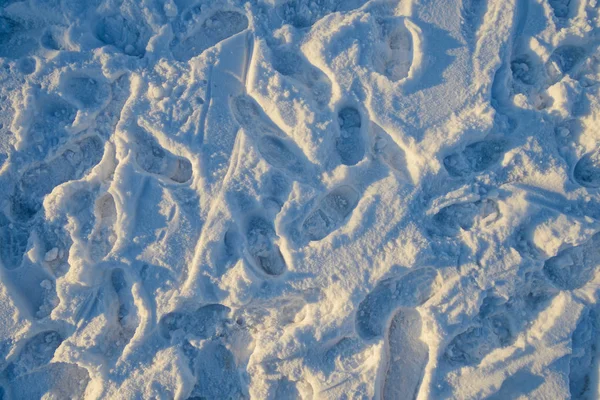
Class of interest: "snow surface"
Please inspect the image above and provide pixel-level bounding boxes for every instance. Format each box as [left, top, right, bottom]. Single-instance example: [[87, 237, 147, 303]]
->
[[0, 0, 599, 399]]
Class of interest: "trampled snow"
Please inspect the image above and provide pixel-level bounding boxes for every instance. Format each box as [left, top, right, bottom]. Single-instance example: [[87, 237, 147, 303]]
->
[[0, 0, 599, 398]]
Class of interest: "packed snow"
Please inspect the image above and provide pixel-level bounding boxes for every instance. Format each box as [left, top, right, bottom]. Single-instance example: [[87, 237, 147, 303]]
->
[[0, 0, 599, 399]]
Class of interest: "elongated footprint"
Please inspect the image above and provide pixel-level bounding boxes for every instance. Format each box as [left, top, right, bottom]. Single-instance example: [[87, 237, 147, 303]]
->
[[382, 308, 428, 400], [336, 107, 365, 166], [89, 193, 117, 262], [246, 216, 286, 276]]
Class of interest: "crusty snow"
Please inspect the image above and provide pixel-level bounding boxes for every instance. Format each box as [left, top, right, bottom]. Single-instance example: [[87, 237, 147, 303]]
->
[[0, 0, 599, 399]]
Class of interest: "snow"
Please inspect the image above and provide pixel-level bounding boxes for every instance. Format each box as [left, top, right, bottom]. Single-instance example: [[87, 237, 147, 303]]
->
[[0, 0, 599, 399]]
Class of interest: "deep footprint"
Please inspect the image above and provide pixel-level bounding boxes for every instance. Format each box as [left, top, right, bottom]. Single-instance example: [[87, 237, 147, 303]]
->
[[302, 185, 360, 242], [336, 107, 365, 166], [171, 10, 248, 62], [543, 232, 600, 290], [432, 198, 499, 237], [356, 267, 440, 340], [443, 139, 506, 177], [12, 135, 104, 221], [133, 127, 192, 183], [549, 0, 572, 19], [573, 150, 600, 188], [511, 54, 538, 87], [382, 308, 428, 400], [246, 216, 286, 276]]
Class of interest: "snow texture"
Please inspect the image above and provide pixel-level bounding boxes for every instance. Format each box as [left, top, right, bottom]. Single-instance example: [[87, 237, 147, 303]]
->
[[0, 0, 599, 399]]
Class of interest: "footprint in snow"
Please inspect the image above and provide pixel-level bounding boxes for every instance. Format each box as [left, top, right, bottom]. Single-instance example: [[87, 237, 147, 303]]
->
[[381, 308, 429, 400], [94, 14, 146, 56], [443, 138, 507, 178], [356, 267, 440, 340], [302, 185, 360, 242], [170, 10, 248, 62], [270, 46, 332, 107], [336, 107, 365, 166], [245, 215, 287, 276], [573, 149, 600, 189], [543, 231, 600, 290], [373, 17, 414, 82], [431, 198, 500, 237], [230, 94, 308, 176], [12, 135, 104, 222], [132, 125, 193, 183], [159, 303, 230, 339], [89, 193, 118, 262]]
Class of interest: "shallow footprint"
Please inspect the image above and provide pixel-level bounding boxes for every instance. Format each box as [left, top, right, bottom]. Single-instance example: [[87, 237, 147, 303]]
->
[[110, 268, 138, 345], [257, 136, 305, 174], [356, 267, 440, 340], [443, 139, 506, 177], [382, 308, 428, 400], [59, 74, 111, 111], [246, 216, 286, 276], [302, 185, 360, 242], [569, 309, 598, 399], [89, 193, 118, 262], [231, 95, 306, 174], [12, 135, 104, 221], [230, 95, 283, 138], [94, 14, 145, 56], [336, 107, 365, 166], [4, 362, 89, 400], [573, 149, 600, 188], [3, 331, 63, 379], [159, 304, 230, 339], [0, 17, 39, 59], [171, 10, 249, 62], [0, 223, 29, 270], [371, 124, 411, 180], [432, 198, 499, 237], [373, 17, 414, 82], [271, 47, 332, 107], [543, 231, 600, 290], [546, 45, 586, 84], [133, 126, 192, 183], [188, 341, 244, 400]]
